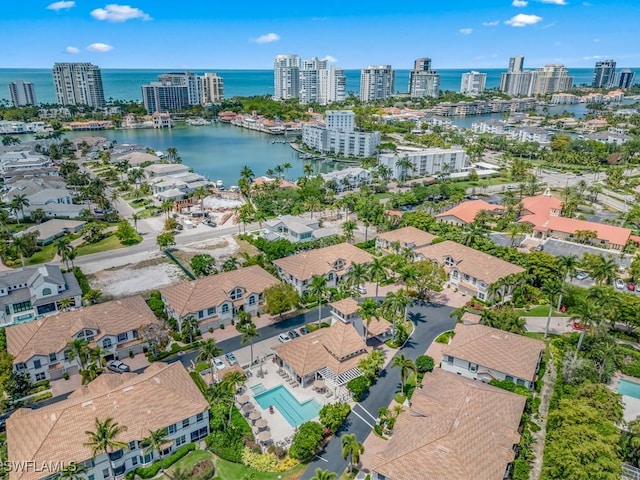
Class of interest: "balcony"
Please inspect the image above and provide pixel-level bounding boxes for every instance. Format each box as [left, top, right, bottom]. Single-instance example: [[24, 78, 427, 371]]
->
[[108, 449, 124, 461]]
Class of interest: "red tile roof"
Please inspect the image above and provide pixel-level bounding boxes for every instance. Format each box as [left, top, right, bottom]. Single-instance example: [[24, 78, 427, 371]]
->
[[436, 200, 504, 224]]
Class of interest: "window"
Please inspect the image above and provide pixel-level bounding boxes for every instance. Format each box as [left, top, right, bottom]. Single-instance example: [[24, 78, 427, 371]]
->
[[221, 304, 229, 314], [33, 359, 42, 369], [128, 441, 137, 450], [190, 427, 208, 442], [140, 453, 153, 465], [229, 288, 244, 300], [102, 338, 112, 349], [167, 424, 176, 435], [444, 256, 454, 267], [452, 270, 459, 279], [198, 310, 204, 319], [102, 469, 110, 479], [49, 353, 56, 362], [12, 300, 32, 313], [196, 412, 204, 423], [175, 435, 186, 447], [182, 418, 190, 428], [88, 475, 95, 480], [327, 272, 334, 281], [248, 295, 256, 305], [207, 307, 215, 315], [35, 372, 46, 381], [516, 378, 525, 386], [477, 292, 485, 300], [505, 375, 514, 382], [117, 333, 127, 342], [42, 287, 52, 296], [131, 457, 138, 466], [469, 363, 477, 372]]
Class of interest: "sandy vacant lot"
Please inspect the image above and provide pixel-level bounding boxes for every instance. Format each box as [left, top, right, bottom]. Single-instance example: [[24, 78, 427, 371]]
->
[[88, 258, 186, 299]]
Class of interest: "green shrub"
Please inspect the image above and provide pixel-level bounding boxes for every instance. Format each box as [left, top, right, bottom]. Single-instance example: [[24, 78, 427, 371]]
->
[[134, 444, 196, 478], [434, 330, 454, 344], [511, 458, 531, 480], [415, 355, 435, 373], [206, 430, 243, 463], [319, 402, 351, 434], [289, 421, 324, 460], [73, 267, 90, 295], [189, 371, 208, 394], [347, 376, 370, 402], [241, 448, 277, 472]]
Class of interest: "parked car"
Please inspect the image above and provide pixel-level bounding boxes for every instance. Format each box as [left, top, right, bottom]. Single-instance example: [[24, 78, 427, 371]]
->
[[288, 330, 300, 339], [204, 220, 217, 227], [299, 327, 310, 335], [356, 285, 367, 295], [225, 352, 238, 365], [636, 284, 640, 293], [278, 333, 291, 343], [615, 279, 625, 289], [574, 271, 589, 281], [106, 360, 131, 374], [213, 358, 225, 370], [535, 244, 544, 251], [628, 282, 636, 292]]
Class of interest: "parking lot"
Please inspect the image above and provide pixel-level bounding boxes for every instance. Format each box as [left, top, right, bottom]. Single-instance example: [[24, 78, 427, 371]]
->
[[540, 238, 633, 269]]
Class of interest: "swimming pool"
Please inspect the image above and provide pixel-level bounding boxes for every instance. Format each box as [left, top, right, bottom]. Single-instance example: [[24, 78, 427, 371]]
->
[[618, 378, 640, 399], [250, 384, 267, 395], [253, 385, 321, 427]]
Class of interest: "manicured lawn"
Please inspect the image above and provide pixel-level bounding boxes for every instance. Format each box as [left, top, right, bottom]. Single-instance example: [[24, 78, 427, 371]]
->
[[27, 244, 57, 265], [76, 234, 127, 256], [521, 305, 568, 317], [434, 330, 455, 344], [162, 450, 215, 479], [215, 457, 306, 480]]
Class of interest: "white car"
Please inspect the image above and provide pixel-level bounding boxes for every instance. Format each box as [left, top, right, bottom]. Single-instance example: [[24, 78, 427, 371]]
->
[[278, 333, 291, 343], [213, 358, 225, 370], [574, 271, 589, 281], [356, 285, 367, 295], [106, 360, 130, 374], [615, 279, 625, 289]]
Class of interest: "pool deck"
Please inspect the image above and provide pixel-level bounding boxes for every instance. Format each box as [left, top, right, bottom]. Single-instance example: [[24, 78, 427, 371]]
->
[[610, 373, 640, 422], [240, 359, 334, 448]]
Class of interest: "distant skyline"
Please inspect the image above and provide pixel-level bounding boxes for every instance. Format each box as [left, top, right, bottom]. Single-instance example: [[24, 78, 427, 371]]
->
[[3, 1, 640, 70]]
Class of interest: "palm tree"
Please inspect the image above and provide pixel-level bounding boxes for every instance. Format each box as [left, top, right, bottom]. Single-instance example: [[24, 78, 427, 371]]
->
[[58, 297, 74, 312], [84, 417, 128, 480], [358, 298, 379, 341], [383, 290, 411, 335], [165, 147, 179, 162], [282, 161, 292, 180], [10, 194, 30, 223], [222, 370, 247, 422], [368, 257, 387, 300], [341, 434, 364, 473], [131, 212, 140, 232], [303, 163, 314, 177], [556, 255, 579, 311], [197, 338, 223, 384], [66, 338, 90, 369], [342, 220, 357, 243], [239, 165, 255, 182], [55, 237, 72, 269], [309, 274, 328, 328], [142, 428, 170, 473], [541, 278, 562, 339], [80, 362, 103, 385], [240, 321, 260, 367], [304, 198, 322, 219], [569, 298, 603, 360], [348, 262, 369, 297], [181, 315, 199, 343], [12, 234, 34, 269], [310, 468, 337, 480], [221, 256, 240, 272], [391, 354, 416, 391], [589, 254, 618, 286], [396, 156, 414, 183]]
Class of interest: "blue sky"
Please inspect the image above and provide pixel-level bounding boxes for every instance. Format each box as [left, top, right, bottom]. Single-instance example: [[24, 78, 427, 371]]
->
[[3, 0, 639, 69]]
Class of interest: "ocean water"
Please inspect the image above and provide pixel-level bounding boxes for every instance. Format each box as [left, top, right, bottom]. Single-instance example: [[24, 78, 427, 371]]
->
[[2, 68, 637, 105]]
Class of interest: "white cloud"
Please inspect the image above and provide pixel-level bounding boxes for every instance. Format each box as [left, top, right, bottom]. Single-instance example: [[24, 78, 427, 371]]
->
[[505, 13, 543, 27], [322, 55, 337, 63], [539, 0, 567, 4], [593, 38, 600, 42], [459, 28, 473, 35], [90, 4, 151, 22], [47, 1, 75, 11], [252, 33, 280, 44], [65, 46, 80, 54], [87, 43, 114, 52], [482, 20, 499, 27], [512, 0, 528, 6]]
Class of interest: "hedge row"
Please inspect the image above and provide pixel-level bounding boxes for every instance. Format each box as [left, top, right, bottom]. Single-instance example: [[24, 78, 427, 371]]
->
[[131, 443, 196, 479]]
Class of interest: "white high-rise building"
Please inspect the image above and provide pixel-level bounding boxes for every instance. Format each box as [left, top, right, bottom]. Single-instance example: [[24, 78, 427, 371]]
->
[[378, 147, 468, 180], [409, 58, 440, 98], [592, 60, 616, 88], [157, 72, 202, 106], [52, 63, 105, 108], [499, 56, 536, 97], [318, 65, 346, 105], [299, 57, 327, 104], [360, 65, 394, 102], [274, 54, 301, 100], [532, 65, 573, 95], [509, 56, 525, 73], [326, 110, 355, 132], [460, 71, 486, 95], [201, 73, 224, 104], [8, 81, 37, 107]]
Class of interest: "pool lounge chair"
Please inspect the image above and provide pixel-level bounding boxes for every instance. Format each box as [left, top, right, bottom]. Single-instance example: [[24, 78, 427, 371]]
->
[[326, 391, 333, 398]]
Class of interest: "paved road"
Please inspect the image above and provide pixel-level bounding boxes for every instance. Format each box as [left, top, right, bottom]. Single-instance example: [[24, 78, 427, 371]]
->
[[299, 303, 455, 479]]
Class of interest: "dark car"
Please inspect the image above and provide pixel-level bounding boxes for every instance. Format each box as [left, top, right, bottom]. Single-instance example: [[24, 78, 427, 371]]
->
[[288, 330, 300, 339], [225, 352, 238, 365], [106, 360, 131, 373], [299, 327, 311, 335]]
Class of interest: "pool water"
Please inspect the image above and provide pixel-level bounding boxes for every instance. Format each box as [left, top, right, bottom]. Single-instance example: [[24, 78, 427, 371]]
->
[[253, 385, 321, 427], [618, 379, 640, 399], [250, 383, 267, 394]]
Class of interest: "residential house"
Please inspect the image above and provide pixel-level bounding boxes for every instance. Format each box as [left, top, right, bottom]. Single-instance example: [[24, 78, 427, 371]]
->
[[371, 369, 526, 480], [0, 151, 52, 175], [321, 167, 372, 192], [273, 320, 368, 394], [0, 265, 82, 327], [6, 362, 209, 480], [441, 323, 544, 389], [6, 296, 158, 381], [435, 199, 505, 226], [18, 219, 85, 246], [251, 176, 297, 190], [262, 215, 339, 243], [585, 131, 632, 145], [329, 297, 391, 341], [375, 226, 435, 253], [414, 241, 525, 302], [3, 177, 82, 219], [160, 265, 280, 331], [273, 243, 374, 295], [144, 163, 190, 178]]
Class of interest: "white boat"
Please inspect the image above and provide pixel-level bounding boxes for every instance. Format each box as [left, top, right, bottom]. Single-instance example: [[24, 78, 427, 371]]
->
[[215, 179, 224, 189]]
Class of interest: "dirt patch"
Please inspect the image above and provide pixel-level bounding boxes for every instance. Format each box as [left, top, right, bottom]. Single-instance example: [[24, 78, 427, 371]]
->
[[88, 259, 185, 298]]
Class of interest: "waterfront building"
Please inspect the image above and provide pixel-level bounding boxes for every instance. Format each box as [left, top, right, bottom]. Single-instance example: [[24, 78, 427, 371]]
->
[[157, 72, 203, 106], [201, 72, 224, 104], [8, 81, 36, 107], [532, 64, 573, 95], [301, 110, 380, 158], [460, 71, 486, 95], [318, 64, 346, 105], [273, 54, 301, 100], [499, 56, 536, 96], [408, 58, 440, 98], [360, 65, 394, 102], [378, 146, 468, 180], [52, 63, 105, 108], [299, 57, 326, 104], [321, 167, 373, 192], [551, 93, 578, 104], [615, 69, 636, 89], [141, 82, 190, 113], [592, 59, 616, 88]]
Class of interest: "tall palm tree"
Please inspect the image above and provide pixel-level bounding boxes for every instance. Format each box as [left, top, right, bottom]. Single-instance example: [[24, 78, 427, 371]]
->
[[10, 194, 30, 223], [142, 428, 170, 473], [303, 163, 314, 177], [341, 434, 365, 473], [221, 256, 240, 272], [391, 354, 416, 391], [556, 255, 579, 311], [66, 339, 90, 369], [55, 237, 72, 269], [221, 370, 247, 423], [240, 321, 260, 367], [239, 165, 255, 182], [84, 417, 128, 480], [383, 290, 411, 335], [197, 338, 223, 384], [368, 257, 387, 300], [396, 156, 414, 183], [80, 362, 103, 385], [66, 245, 78, 269], [569, 298, 603, 360], [589, 254, 618, 286], [309, 275, 328, 328], [348, 262, 369, 297], [342, 220, 357, 243], [358, 298, 379, 341], [12, 235, 33, 269], [282, 161, 292, 180], [310, 468, 337, 480], [542, 278, 562, 339]]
